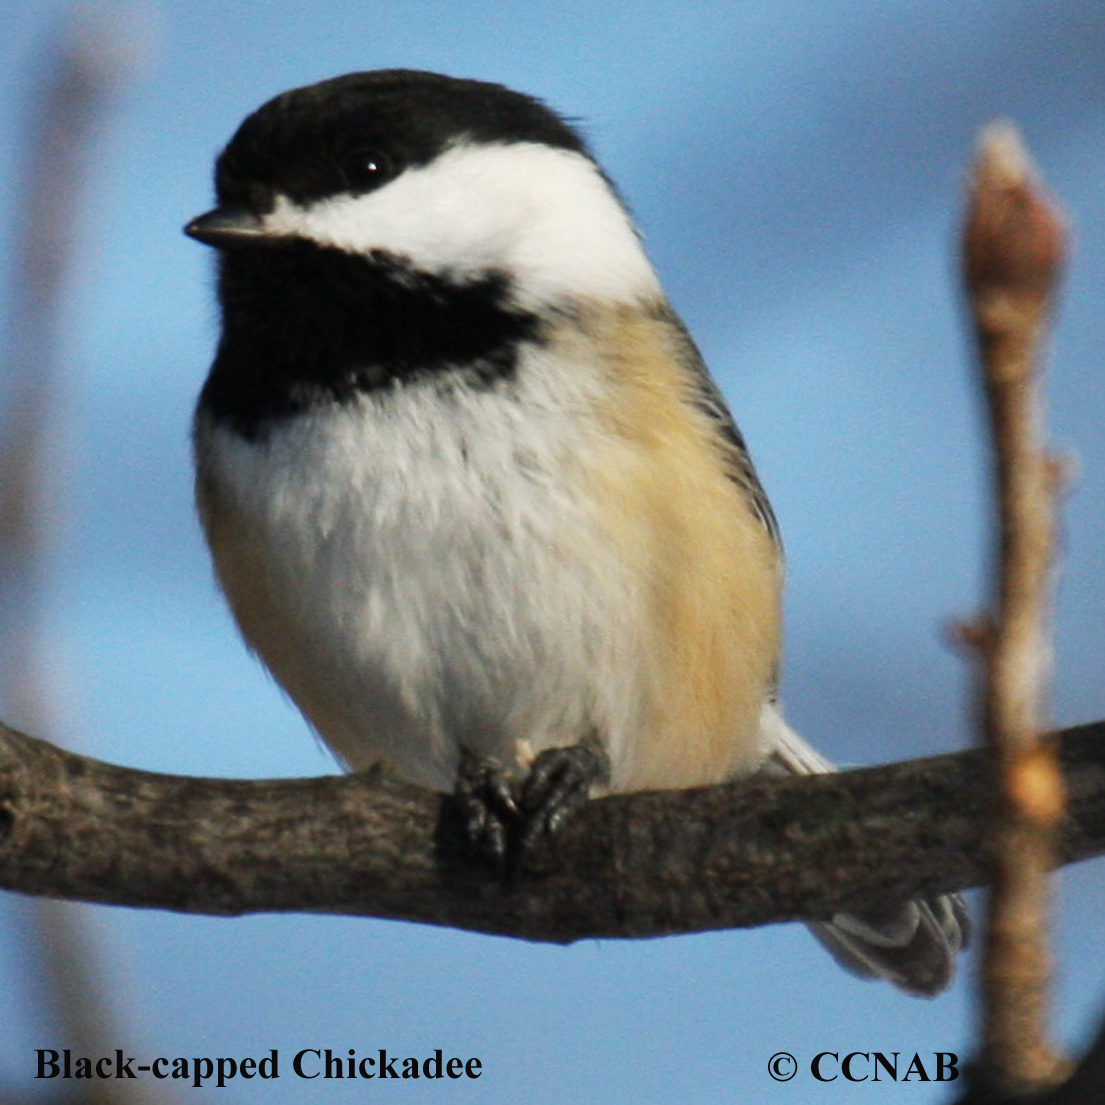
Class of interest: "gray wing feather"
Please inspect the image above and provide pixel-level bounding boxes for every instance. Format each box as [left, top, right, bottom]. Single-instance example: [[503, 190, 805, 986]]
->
[[759, 705, 970, 997]]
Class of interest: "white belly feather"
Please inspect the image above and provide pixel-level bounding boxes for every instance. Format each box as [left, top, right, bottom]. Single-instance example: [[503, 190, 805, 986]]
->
[[195, 346, 653, 792]]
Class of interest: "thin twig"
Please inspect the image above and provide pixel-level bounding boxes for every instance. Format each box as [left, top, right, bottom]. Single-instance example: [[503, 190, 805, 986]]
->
[[961, 122, 1070, 1095]]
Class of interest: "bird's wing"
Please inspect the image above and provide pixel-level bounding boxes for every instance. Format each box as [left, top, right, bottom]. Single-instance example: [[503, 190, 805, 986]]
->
[[759, 703, 971, 996]]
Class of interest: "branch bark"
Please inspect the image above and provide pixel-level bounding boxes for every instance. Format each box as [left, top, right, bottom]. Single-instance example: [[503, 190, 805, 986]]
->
[[1, 719, 1104, 940]]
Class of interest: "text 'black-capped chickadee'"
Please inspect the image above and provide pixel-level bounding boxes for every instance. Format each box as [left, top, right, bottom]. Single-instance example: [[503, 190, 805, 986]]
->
[[185, 69, 967, 995]]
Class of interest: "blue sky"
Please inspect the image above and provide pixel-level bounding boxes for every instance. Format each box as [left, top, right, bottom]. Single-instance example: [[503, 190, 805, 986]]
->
[[2, 2, 1104, 1101]]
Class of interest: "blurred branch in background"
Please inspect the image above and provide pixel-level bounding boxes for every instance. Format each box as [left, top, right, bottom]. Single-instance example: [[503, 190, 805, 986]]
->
[[0, 8, 159, 1103], [956, 125, 1071, 1098]]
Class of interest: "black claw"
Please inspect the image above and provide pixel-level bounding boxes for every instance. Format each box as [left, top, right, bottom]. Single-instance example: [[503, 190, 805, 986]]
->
[[518, 733, 610, 862], [454, 748, 520, 870], [452, 736, 610, 879]]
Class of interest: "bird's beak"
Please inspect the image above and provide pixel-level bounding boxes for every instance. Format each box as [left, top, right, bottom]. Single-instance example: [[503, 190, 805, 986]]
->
[[184, 206, 273, 249]]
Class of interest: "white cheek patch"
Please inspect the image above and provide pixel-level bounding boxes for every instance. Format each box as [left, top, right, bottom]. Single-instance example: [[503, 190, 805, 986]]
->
[[262, 142, 660, 308]]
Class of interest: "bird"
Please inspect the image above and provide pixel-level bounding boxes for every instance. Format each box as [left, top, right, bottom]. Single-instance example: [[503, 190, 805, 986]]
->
[[184, 69, 968, 995]]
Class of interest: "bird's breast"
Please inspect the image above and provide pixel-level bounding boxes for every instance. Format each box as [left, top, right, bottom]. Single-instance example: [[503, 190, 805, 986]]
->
[[194, 344, 650, 789], [194, 310, 780, 792]]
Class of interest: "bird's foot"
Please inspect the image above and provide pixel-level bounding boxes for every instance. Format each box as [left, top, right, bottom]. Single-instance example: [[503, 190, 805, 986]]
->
[[518, 733, 609, 860], [455, 748, 519, 873], [453, 734, 610, 878]]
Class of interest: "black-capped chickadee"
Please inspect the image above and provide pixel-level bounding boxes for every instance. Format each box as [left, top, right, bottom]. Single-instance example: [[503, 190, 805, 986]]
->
[[185, 70, 967, 995]]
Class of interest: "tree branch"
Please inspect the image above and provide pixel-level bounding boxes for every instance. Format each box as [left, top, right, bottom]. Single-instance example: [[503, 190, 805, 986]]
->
[[1, 719, 1103, 940]]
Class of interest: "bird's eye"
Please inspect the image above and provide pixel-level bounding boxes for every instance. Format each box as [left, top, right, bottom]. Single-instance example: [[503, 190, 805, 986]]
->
[[342, 149, 395, 191]]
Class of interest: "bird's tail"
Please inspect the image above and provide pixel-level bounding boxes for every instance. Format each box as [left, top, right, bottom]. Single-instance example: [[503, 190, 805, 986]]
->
[[758, 704, 970, 997]]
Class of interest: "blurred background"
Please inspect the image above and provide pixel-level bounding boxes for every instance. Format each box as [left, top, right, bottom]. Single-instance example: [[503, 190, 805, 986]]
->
[[1, 1, 1103, 1101]]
